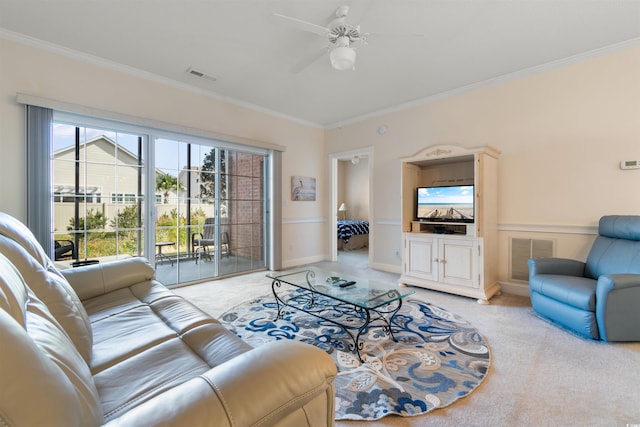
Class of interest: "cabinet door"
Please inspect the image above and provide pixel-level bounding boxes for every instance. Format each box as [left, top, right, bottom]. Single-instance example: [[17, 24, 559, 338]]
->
[[404, 235, 437, 281], [439, 238, 478, 288]]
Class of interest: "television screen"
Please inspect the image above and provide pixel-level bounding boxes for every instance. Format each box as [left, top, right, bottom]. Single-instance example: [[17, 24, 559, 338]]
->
[[416, 185, 474, 222]]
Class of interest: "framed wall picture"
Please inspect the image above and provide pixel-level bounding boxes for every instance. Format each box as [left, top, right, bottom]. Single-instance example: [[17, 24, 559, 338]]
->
[[291, 176, 316, 201]]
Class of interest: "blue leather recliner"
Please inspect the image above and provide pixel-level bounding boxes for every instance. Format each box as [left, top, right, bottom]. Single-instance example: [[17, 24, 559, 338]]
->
[[528, 215, 640, 341]]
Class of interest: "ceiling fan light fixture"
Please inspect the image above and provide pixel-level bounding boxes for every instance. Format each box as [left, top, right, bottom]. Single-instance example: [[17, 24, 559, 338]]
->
[[330, 46, 356, 71]]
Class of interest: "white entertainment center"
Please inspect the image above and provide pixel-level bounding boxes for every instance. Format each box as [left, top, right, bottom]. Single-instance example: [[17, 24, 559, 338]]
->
[[400, 145, 501, 304]]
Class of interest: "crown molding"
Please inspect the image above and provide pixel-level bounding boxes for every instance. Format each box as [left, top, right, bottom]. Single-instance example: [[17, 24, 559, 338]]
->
[[0, 28, 323, 130], [326, 37, 640, 129], [4, 27, 640, 132]]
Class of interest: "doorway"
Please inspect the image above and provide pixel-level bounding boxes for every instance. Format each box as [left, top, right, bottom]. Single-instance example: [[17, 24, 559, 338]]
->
[[329, 147, 374, 265]]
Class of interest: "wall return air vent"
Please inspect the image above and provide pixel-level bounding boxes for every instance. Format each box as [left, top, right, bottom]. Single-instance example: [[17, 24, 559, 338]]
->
[[510, 238, 554, 282]]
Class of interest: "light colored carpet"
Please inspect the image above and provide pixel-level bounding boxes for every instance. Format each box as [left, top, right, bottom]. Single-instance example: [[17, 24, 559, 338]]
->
[[173, 249, 640, 426], [220, 288, 491, 420]]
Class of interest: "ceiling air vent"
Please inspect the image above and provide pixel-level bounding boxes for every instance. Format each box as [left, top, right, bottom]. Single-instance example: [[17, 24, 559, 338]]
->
[[186, 67, 217, 82]]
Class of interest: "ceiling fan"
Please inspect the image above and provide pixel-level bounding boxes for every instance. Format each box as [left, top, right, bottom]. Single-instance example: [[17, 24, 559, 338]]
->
[[274, 4, 411, 72]]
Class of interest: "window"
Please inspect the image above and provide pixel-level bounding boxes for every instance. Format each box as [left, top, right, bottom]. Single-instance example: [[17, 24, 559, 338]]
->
[[52, 124, 145, 262], [42, 111, 273, 287], [53, 186, 102, 203], [111, 193, 138, 204]]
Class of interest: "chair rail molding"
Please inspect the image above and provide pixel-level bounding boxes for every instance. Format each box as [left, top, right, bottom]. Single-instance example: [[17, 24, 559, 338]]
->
[[498, 223, 598, 235]]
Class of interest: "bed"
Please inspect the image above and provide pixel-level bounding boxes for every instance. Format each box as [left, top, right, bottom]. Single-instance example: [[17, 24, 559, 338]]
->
[[337, 220, 369, 251]]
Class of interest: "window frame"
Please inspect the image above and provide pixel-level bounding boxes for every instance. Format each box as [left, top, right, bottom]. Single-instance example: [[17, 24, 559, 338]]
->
[[43, 110, 274, 284]]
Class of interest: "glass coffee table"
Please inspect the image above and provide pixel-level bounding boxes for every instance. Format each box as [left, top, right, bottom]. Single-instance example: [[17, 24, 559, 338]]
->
[[266, 267, 415, 362]]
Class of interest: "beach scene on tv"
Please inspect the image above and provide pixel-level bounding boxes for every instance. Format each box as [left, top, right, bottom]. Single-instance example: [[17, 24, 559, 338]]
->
[[417, 185, 474, 222]]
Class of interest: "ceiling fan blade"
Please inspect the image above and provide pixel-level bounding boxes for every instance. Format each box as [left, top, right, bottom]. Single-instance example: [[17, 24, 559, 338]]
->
[[290, 46, 329, 74], [361, 32, 426, 44], [273, 13, 329, 36]]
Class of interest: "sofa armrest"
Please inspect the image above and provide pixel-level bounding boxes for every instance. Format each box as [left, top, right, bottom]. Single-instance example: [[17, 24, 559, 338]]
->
[[102, 340, 337, 427], [595, 273, 640, 341], [528, 257, 586, 278], [61, 257, 155, 301], [204, 340, 336, 426]]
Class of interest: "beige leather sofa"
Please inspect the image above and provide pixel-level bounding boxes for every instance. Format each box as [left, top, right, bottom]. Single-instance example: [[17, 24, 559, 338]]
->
[[0, 212, 337, 426]]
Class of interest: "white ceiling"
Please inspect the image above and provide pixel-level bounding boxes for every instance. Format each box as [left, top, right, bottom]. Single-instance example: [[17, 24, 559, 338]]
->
[[1, 0, 640, 127]]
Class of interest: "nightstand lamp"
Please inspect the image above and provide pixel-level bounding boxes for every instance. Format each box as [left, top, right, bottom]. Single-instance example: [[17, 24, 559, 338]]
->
[[338, 203, 347, 220]]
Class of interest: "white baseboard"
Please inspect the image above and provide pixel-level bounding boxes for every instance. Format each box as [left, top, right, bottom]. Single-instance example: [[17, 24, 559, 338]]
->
[[498, 281, 531, 297], [369, 262, 402, 275], [281, 255, 326, 269]]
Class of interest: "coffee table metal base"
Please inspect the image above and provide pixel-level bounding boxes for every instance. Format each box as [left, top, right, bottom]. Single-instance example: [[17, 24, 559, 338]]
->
[[270, 276, 403, 362]]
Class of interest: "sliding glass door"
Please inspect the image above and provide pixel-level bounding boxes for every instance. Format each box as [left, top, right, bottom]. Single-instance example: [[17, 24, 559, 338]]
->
[[51, 124, 146, 265], [220, 149, 267, 276], [50, 115, 268, 286], [153, 138, 267, 285]]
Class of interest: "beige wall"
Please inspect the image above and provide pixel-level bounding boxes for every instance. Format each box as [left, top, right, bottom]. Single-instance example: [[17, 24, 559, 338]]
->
[[3, 36, 640, 290], [337, 159, 369, 221], [325, 46, 640, 292], [0, 38, 326, 268], [337, 161, 346, 217]]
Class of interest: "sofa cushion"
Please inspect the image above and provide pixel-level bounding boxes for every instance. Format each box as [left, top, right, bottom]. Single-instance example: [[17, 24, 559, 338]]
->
[[95, 338, 213, 421], [529, 273, 597, 311], [89, 304, 179, 373], [0, 235, 93, 362], [94, 323, 254, 423], [84, 282, 252, 421], [0, 253, 103, 427], [82, 279, 232, 372]]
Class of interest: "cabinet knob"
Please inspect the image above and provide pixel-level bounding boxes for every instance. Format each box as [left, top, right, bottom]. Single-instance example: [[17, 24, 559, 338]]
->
[[434, 258, 439, 263]]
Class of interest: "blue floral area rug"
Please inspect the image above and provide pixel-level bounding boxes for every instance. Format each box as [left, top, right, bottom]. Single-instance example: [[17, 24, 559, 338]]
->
[[220, 290, 491, 421]]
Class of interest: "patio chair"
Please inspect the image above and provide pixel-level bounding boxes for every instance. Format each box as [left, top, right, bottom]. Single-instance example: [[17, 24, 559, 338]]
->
[[54, 239, 77, 261], [191, 218, 229, 263]]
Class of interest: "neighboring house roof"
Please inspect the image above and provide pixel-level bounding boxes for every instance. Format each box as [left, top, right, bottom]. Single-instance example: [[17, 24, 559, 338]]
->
[[53, 135, 164, 176], [54, 135, 138, 162]]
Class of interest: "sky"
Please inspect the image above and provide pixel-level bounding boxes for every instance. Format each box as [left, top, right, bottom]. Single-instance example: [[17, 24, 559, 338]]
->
[[52, 123, 212, 177], [418, 185, 474, 205]]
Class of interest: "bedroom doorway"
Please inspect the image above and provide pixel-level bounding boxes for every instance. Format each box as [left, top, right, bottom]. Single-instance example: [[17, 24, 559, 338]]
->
[[329, 147, 374, 266]]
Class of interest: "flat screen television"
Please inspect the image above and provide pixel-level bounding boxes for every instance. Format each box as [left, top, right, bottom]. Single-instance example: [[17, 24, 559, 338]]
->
[[416, 185, 474, 223]]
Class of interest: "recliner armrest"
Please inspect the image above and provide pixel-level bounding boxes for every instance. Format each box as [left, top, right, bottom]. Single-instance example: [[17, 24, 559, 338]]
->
[[528, 257, 586, 278], [595, 273, 640, 341], [102, 340, 337, 427], [61, 257, 155, 301], [597, 273, 640, 291]]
